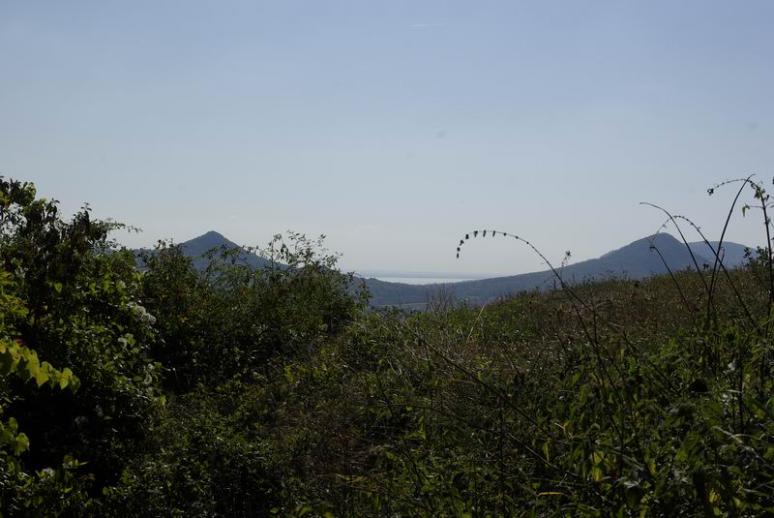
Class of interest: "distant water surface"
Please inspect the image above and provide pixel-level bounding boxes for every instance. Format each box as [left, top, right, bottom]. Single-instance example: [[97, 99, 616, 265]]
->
[[374, 276, 476, 285], [355, 271, 485, 285]]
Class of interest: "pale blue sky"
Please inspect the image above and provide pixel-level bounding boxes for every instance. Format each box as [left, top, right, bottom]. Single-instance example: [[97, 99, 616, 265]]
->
[[2, 1, 773, 275]]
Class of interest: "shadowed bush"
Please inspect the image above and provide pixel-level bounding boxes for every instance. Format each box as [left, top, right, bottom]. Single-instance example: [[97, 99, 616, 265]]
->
[[1, 175, 773, 516]]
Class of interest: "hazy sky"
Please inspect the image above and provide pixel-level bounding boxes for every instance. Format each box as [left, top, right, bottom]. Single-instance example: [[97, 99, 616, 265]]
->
[[2, 1, 773, 275]]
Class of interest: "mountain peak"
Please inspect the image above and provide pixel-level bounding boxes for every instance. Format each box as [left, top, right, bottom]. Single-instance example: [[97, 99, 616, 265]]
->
[[600, 232, 682, 260], [179, 231, 274, 270], [183, 230, 236, 249], [193, 230, 229, 243]]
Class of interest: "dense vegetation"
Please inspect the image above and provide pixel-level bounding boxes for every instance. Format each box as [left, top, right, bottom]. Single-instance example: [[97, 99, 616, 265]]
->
[[0, 177, 772, 516]]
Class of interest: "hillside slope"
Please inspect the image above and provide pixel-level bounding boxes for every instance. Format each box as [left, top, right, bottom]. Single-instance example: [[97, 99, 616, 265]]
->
[[149, 231, 751, 308], [364, 234, 751, 307], [179, 231, 276, 270], [136, 231, 278, 271]]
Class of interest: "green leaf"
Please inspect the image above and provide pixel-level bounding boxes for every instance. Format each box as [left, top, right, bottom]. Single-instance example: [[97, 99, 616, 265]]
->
[[13, 432, 29, 454], [592, 451, 605, 465]]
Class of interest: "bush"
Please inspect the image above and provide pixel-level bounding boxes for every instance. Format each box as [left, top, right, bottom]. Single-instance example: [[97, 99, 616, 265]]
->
[[140, 232, 364, 391]]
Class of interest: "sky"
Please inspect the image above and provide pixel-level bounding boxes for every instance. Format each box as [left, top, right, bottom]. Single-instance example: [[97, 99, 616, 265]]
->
[[2, 1, 773, 276]]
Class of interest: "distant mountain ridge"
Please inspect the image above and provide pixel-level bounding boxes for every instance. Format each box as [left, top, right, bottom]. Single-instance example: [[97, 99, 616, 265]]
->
[[362, 234, 752, 307], [688, 241, 751, 269], [152, 231, 752, 308], [178, 231, 275, 270], [135, 231, 276, 271]]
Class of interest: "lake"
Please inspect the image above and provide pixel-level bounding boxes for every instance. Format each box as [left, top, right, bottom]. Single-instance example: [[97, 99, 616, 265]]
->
[[374, 276, 477, 285], [355, 271, 484, 285]]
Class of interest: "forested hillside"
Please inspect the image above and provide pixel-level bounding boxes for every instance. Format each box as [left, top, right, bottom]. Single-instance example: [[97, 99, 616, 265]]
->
[[1, 177, 773, 516]]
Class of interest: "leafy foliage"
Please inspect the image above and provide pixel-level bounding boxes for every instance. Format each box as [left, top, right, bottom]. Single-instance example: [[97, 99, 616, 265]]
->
[[0, 254, 83, 514], [139, 232, 364, 391], [1, 176, 773, 516]]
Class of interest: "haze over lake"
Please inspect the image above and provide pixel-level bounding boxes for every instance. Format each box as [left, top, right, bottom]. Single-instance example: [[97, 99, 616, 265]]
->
[[356, 271, 487, 285]]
